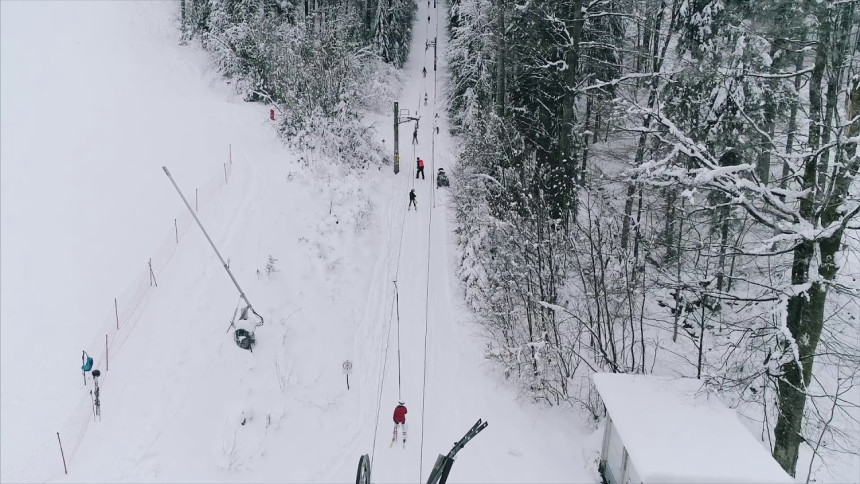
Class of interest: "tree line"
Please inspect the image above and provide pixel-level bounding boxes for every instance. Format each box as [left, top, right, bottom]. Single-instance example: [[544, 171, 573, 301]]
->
[[445, 0, 859, 478], [182, 0, 416, 160]]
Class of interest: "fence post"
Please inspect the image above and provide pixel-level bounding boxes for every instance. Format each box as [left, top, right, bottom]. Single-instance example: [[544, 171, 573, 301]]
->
[[114, 298, 119, 330], [105, 334, 109, 371], [149, 259, 157, 287], [56, 432, 67, 474]]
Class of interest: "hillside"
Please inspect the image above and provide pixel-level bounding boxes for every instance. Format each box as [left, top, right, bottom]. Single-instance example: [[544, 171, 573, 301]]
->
[[0, 1, 594, 482]]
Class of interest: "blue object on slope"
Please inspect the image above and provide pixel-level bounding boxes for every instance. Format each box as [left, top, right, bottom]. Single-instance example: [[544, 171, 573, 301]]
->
[[81, 356, 93, 372]]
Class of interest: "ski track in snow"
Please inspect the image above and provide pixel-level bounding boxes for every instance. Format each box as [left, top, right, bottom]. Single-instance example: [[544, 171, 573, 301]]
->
[[1, 1, 598, 483]]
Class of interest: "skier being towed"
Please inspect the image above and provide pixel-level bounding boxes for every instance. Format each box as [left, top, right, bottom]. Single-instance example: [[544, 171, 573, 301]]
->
[[392, 401, 408, 447]]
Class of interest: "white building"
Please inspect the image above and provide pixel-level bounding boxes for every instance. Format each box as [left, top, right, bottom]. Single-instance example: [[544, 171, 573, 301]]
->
[[593, 373, 794, 484]]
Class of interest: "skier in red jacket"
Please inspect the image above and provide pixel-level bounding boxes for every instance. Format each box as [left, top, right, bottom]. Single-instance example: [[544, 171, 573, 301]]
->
[[416, 157, 425, 179], [392, 401, 408, 447]]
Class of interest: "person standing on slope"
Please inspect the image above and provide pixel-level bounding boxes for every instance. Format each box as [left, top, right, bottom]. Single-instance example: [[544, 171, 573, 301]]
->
[[423, 67, 427, 78], [392, 401, 408, 447], [408, 189, 417, 211], [416, 157, 425, 179]]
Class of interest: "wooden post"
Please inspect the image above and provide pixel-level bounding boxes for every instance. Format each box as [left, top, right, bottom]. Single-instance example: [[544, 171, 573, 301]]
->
[[149, 258, 157, 287], [174, 219, 179, 243], [105, 334, 109, 371], [56, 432, 67, 475], [393, 102, 400, 174], [343, 360, 353, 390], [114, 298, 119, 330]]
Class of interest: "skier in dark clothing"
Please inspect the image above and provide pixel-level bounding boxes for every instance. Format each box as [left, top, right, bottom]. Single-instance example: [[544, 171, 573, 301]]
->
[[422, 67, 427, 78], [412, 127, 418, 145], [416, 157, 425, 179], [408, 189, 417, 210], [392, 401, 408, 446]]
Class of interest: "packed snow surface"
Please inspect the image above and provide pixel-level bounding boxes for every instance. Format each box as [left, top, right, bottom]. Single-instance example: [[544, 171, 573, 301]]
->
[[1, 1, 596, 482], [593, 373, 794, 484]]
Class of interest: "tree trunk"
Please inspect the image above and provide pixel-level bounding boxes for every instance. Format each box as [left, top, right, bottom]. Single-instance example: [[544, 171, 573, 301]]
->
[[495, 0, 506, 117], [756, 44, 779, 184], [816, 6, 851, 200], [582, 94, 592, 183], [772, 9, 829, 475], [621, 0, 673, 249], [559, 0, 584, 215], [780, 32, 806, 193]]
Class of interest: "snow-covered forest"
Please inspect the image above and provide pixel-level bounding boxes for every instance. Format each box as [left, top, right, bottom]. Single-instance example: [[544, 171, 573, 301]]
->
[[444, 0, 859, 479], [1, 0, 858, 482], [179, 0, 860, 479], [181, 0, 416, 162]]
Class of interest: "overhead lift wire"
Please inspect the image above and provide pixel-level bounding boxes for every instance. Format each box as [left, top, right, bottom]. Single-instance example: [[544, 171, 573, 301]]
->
[[370, 145, 413, 466], [420, 2, 443, 481], [373, 2, 442, 473], [396, 281, 403, 401]]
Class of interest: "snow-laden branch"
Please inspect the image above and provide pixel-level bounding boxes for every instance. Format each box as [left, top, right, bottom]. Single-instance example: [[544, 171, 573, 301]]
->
[[621, 101, 860, 244], [582, 71, 678, 93], [743, 67, 815, 79]]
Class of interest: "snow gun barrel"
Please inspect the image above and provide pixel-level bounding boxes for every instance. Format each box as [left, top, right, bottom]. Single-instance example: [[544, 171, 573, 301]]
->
[[162, 166, 261, 327]]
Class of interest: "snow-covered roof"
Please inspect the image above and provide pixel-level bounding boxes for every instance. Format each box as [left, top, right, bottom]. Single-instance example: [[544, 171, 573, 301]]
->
[[593, 373, 794, 484]]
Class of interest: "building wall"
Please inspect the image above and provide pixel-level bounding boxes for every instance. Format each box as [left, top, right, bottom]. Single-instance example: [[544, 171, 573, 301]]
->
[[602, 417, 626, 484], [625, 457, 641, 484]]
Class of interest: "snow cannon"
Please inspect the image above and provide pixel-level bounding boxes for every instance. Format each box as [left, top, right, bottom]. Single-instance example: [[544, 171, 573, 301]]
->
[[234, 328, 255, 350], [231, 303, 263, 352]]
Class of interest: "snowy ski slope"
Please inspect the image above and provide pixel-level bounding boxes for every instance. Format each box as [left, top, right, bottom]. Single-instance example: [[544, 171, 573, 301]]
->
[[1, 1, 595, 482]]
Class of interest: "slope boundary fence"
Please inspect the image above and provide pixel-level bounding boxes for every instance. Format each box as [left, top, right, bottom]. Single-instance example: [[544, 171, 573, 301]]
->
[[0, 147, 237, 483]]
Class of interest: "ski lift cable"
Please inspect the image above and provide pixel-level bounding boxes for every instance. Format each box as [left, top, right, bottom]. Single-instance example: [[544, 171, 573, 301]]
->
[[418, 140, 435, 483], [431, 0, 440, 209], [371, 286, 398, 467], [396, 280, 403, 401], [420, 14, 430, 112], [392, 137, 411, 404], [371, 158, 412, 466], [370, 226, 400, 466], [421, 6, 443, 480]]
